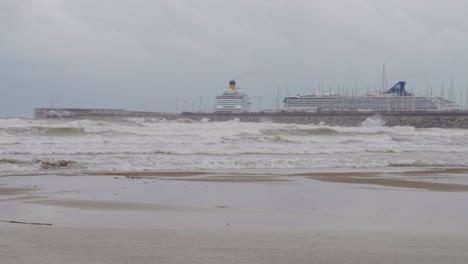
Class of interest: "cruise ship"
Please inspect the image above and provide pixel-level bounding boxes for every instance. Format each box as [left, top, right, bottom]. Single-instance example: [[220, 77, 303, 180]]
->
[[215, 80, 251, 113], [283, 81, 460, 112]]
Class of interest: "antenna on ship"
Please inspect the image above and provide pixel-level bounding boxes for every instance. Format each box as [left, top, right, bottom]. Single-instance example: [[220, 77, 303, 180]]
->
[[382, 64, 386, 93], [466, 84, 468, 110], [441, 83, 445, 99], [258, 96, 262, 112], [355, 81, 358, 96], [199, 97, 202, 112], [449, 79, 453, 101], [276, 87, 280, 111], [460, 88, 463, 110]]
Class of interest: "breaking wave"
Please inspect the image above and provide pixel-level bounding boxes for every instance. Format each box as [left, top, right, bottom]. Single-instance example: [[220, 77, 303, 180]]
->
[[36, 127, 87, 136], [1, 117, 468, 173], [0, 158, 36, 166], [0, 157, 81, 176], [262, 127, 339, 136], [39, 159, 77, 169], [361, 115, 386, 127]]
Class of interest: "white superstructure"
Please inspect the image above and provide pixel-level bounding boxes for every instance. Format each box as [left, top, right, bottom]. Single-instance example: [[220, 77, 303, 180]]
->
[[283, 81, 460, 112], [215, 80, 251, 113]]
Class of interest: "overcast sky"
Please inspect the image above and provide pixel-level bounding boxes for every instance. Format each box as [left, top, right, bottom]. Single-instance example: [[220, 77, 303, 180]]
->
[[1, 0, 468, 117]]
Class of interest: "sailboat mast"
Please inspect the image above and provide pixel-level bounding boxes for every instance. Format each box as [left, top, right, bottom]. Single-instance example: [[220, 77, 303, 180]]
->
[[382, 64, 386, 93]]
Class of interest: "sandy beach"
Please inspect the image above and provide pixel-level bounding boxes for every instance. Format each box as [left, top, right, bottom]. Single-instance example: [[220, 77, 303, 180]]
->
[[2, 224, 468, 264], [1, 170, 468, 263]]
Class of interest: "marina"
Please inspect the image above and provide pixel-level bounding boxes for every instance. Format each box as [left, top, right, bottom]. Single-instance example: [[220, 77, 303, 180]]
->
[[33, 79, 468, 128]]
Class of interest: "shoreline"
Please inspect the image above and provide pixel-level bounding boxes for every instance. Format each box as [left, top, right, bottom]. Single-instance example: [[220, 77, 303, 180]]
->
[[3, 167, 468, 192]]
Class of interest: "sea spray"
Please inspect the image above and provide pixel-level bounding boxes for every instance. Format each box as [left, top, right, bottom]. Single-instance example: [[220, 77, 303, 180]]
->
[[361, 115, 386, 127]]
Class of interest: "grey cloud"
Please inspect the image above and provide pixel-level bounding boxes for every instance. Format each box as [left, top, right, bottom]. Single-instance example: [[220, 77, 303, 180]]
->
[[1, 0, 468, 116]]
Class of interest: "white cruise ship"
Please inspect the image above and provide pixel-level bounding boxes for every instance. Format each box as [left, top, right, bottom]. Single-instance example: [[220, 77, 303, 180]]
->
[[215, 80, 251, 113], [283, 81, 460, 112]]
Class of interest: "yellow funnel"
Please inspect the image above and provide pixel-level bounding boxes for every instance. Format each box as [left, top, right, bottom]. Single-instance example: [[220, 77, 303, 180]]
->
[[229, 80, 236, 91]]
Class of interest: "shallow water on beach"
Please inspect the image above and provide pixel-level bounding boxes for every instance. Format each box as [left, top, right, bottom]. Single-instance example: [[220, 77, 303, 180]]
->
[[1, 174, 468, 233]]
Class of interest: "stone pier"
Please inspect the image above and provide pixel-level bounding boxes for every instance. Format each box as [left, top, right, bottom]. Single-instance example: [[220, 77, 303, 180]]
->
[[34, 108, 468, 128]]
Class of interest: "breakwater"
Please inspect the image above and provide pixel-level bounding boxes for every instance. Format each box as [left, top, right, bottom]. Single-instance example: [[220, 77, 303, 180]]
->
[[34, 108, 468, 128]]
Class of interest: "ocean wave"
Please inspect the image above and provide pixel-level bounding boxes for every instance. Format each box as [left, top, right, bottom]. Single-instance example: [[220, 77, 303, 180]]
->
[[0, 158, 83, 177], [0, 118, 34, 128], [2, 126, 87, 136], [39, 159, 77, 169], [38, 127, 87, 136], [268, 135, 296, 143], [262, 127, 339, 136], [0, 158, 38, 166], [1, 118, 468, 173], [361, 115, 386, 127], [2, 154, 468, 173], [388, 161, 468, 168]]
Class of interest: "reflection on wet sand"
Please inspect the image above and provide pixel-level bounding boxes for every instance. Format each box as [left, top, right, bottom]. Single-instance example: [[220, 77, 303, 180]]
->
[[86, 171, 211, 177], [25, 199, 201, 212], [0, 187, 38, 196], [168, 176, 289, 183], [308, 175, 468, 192], [295, 171, 468, 192], [85, 169, 468, 191]]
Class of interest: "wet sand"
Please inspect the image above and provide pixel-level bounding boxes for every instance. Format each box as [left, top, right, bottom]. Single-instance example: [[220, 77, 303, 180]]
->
[[302, 173, 468, 192], [25, 199, 202, 212], [169, 175, 289, 183], [0, 186, 38, 195], [86, 170, 211, 177], [1, 171, 468, 263], [153, 169, 468, 191]]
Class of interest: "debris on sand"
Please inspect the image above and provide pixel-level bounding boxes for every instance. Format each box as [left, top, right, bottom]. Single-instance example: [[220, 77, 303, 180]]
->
[[0, 219, 53, 226]]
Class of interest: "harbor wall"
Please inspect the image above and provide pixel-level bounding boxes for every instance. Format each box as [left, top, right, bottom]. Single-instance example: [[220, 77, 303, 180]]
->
[[34, 108, 468, 128], [182, 112, 468, 128]]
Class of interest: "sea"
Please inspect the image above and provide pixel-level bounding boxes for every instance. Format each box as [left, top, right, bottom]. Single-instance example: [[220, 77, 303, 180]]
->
[[1, 116, 468, 176]]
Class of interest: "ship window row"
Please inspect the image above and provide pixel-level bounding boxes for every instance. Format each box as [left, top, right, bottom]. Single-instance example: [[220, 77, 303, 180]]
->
[[216, 102, 249, 105], [216, 98, 245, 101], [216, 101, 249, 104], [284, 98, 438, 110], [216, 97, 246, 99]]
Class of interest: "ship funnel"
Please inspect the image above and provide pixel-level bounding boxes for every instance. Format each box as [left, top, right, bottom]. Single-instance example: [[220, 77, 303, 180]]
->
[[385, 81, 411, 96], [229, 80, 236, 91]]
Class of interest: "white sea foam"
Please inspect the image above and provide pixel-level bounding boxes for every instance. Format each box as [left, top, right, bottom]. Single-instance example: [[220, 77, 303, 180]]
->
[[361, 115, 386, 127], [1, 118, 468, 174]]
